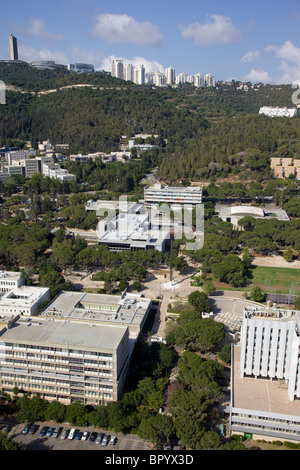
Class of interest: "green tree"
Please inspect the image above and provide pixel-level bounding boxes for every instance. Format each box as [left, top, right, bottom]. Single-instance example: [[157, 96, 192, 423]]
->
[[250, 286, 265, 303], [188, 291, 211, 316], [284, 246, 293, 262], [137, 414, 175, 444]]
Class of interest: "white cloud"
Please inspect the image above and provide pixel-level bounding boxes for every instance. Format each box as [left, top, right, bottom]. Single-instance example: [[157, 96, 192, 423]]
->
[[179, 14, 242, 46], [18, 44, 68, 64], [265, 40, 300, 83], [243, 68, 271, 83], [93, 13, 163, 46], [12, 18, 64, 42], [240, 50, 260, 64], [100, 55, 164, 74]]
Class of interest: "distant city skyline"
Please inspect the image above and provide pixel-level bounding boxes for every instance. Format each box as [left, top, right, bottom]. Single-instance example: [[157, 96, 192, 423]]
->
[[1, 0, 300, 84]]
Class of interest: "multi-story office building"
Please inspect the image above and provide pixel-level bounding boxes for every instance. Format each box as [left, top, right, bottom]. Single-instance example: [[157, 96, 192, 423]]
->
[[229, 306, 300, 442], [144, 184, 203, 206], [0, 290, 152, 405], [9, 34, 18, 61], [0, 315, 129, 404]]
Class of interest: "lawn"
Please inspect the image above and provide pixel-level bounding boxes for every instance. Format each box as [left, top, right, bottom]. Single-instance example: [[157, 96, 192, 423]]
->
[[248, 266, 300, 295], [211, 265, 300, 295]]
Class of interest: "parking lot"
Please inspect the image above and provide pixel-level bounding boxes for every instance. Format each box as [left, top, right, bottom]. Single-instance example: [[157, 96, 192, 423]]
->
[[3, 421, 151, 451]]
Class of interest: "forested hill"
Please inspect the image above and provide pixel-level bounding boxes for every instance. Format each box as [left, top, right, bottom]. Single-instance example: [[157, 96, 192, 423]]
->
[[0, 62, 299, 184]]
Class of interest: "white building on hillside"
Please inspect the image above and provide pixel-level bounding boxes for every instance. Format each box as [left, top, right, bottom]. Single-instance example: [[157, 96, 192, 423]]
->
[[259, 106, 298, 118], [144, 184, 203, 205]]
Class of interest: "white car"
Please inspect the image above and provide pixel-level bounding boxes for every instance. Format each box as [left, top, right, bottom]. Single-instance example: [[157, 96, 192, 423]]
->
[[68, 428, 77, 440], [102, 434, 110, 446], [109, 436, 117, 445], [82, 431, 90, 441]]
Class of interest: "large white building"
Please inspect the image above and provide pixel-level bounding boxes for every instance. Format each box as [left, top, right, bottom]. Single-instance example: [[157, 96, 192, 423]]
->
[[97, 202, 169, 252], [144, 184, 203, 206], [0, 290, 152, 404], [229, 306, 300, 442]]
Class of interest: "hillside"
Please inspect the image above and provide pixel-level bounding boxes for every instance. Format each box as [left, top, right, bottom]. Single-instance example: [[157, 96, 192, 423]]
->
[[0, 63, 299, 184]]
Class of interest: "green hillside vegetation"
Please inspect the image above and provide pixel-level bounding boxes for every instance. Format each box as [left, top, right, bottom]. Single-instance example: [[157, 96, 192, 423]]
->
[[0, 63, 299, 186]]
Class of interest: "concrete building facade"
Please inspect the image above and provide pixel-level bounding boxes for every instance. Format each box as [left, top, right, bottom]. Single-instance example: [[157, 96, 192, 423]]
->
[[229, 306, 300, 442], [144, 184, 203, 206]]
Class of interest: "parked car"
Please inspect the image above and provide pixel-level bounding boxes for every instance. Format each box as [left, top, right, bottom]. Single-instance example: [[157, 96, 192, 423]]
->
[[60, 429, 69, 440], [165, 443, 174, 451], [22, 424, 31, 434], [81, 431, 90, 441], [53, 427, 63, 438], [29, 424, 39, 434], [109, 436, 117, 445], [68, 428, 77, 440], [75, 431, 83, 440], [46, 427, 54, 437], [39, 426, 48, 437], [96, 433, 104, 444], [102, 434, 110, 446], [89, 432, 98, 442]]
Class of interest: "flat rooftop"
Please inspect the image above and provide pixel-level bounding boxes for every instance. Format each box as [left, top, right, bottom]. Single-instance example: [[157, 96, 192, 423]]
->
[[0, 271, 22, 281], [232, 345, 300, 417], [41, 291, 152, 331], [0, 317, 127, 351], [0, 286, 50, 308]]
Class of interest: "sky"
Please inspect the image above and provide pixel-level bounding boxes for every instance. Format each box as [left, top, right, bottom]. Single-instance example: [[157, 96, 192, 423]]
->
[[1, 0, 300, 84]]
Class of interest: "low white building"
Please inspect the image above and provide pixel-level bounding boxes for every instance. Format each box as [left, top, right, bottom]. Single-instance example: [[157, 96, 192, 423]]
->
[[0, 286, 50, 316], [216, 204, 290, 227], [0, 271, 25, 295], [259, 106, 298, 118]]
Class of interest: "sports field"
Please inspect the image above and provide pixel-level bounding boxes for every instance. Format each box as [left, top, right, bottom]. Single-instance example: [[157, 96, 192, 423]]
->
[[248, 266, 300, 294]]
